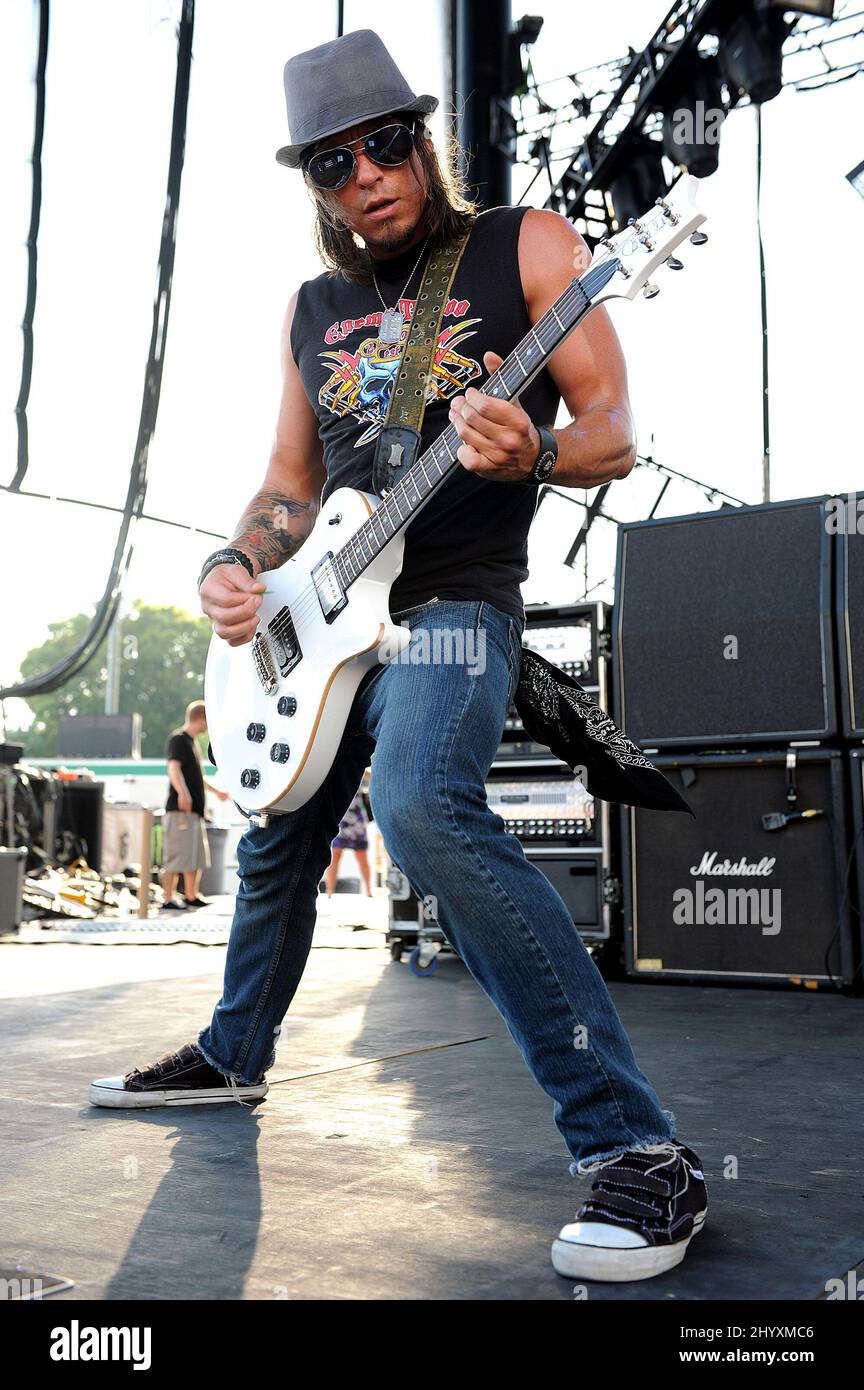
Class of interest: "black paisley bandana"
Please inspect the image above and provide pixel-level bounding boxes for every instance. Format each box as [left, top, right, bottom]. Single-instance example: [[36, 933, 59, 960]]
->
[[513, 647, 695, 816]]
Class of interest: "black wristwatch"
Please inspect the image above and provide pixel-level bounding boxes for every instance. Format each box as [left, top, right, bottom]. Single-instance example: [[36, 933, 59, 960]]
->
[[197, 547, 256, 589], [523, 425, 558, 485]]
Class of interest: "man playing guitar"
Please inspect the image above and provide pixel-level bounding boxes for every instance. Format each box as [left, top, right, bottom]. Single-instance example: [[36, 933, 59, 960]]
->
[[90, 29, 708, 1285]]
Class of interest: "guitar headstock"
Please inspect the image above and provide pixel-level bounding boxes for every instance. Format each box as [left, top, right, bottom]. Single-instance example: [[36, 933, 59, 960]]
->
[[588, 173, 708, 304]]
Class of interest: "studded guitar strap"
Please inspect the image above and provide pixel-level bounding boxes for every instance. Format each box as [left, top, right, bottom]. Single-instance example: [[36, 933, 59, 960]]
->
[[371, 228, 472, 498]]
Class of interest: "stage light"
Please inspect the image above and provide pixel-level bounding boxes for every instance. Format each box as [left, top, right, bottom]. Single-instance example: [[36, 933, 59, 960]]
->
[[661, 56, 726, 176], [506, 14, 545, 98], [608, 137, 666, 229], [512, 13, 544, 46], [719, 3, 788, 104]]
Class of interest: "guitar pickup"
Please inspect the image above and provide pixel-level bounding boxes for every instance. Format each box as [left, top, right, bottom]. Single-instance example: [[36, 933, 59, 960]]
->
[[312, 552, 347, 622], [267, 608, 302, 677]]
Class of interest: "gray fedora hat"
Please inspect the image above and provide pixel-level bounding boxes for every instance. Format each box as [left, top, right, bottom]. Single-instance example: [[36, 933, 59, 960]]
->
[[275, 29, 438, 170]]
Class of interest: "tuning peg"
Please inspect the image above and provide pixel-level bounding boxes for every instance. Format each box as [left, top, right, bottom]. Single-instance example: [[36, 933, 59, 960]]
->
[[665, 255, 684, 270], [643, 283, 660, 299], [689, 229, 708, 245], [655, 197, 680, 224]]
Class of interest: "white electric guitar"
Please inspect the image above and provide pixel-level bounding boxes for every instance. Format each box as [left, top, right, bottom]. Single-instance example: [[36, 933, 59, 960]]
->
[[205, 174, 708, 822]]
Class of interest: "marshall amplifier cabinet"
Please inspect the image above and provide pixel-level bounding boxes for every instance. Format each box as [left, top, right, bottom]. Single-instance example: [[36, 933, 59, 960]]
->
[[836, 504, 864, 738], [613, 497, 837, 749], [621, 747, 857, 986], [847, 748, 864, 969], [486, 760, 615, 940], [497, 600, 609, 761]]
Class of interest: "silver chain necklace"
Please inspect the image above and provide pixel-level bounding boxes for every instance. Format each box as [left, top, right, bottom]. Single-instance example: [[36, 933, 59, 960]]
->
[[370, 237, 430, 345]]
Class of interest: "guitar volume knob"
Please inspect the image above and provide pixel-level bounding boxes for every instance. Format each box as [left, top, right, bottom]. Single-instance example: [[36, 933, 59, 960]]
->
[[246, 722, 266, 742], [277, 695, 297, 717], [270, 742, 291, 763], [240, 768, 260, 789]]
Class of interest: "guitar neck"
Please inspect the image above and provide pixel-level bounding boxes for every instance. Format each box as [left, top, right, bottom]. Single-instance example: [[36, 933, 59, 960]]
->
[[334, 255, 622, 589]]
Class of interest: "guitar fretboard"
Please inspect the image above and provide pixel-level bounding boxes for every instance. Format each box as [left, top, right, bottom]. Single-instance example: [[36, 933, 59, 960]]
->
[[333, 255, 621, 588]]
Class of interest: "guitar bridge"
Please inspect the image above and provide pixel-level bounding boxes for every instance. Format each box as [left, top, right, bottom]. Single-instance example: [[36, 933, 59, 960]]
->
[[252, 632, 278, 695]]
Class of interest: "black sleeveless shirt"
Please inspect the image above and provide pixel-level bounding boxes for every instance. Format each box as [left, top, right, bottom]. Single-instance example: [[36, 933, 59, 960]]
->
[[289, 205, 561, 621]]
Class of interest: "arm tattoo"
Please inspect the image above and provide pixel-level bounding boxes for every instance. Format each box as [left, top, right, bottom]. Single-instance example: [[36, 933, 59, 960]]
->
[[229, 489, 315, 574]]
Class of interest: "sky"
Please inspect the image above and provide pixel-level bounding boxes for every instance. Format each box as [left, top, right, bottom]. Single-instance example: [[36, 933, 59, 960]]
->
[[1, 0, 862, 734]]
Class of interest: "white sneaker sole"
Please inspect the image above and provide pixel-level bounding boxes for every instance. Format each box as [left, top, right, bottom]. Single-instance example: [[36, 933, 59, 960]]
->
[[551, 1210, 707, 1282], [89, 1078, 269, 1109]]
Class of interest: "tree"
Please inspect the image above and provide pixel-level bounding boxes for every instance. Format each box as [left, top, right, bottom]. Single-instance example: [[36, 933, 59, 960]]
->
[[8, 601, 212, 758]]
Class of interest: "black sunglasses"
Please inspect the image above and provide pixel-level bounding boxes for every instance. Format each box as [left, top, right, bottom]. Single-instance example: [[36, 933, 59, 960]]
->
[[303, 119, 420, 191]]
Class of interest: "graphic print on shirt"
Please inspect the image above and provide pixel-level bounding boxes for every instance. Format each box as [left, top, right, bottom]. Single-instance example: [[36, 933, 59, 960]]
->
[[316, 297, 483, 448]]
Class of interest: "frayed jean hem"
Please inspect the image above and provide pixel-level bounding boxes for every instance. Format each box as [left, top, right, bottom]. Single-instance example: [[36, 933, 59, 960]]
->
[[569, 1109, 678, 1178], [196, 1032, 259, 1090]]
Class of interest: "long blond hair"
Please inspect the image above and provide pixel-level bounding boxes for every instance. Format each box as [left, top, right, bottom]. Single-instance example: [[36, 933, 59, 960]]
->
[[304, 117, 479, 284]]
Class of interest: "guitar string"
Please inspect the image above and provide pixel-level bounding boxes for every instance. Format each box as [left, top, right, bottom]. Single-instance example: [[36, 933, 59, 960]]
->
[[249, 250, 643, 644], [333, 246, 657, 583], [258, 271, 603, 644], [259, 272, 600, 646]]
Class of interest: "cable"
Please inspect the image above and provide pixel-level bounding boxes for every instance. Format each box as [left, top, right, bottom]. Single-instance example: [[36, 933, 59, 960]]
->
[[0, 0, 196, 702], [8, 0, 49, 492], [634, 450, 746, 506], [0, 482, 228, 541]]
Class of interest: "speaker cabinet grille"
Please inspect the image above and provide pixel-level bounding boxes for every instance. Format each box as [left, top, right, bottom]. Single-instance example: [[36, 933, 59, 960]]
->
[[614, 498, 835, 747], [621, 749, 855, 984]]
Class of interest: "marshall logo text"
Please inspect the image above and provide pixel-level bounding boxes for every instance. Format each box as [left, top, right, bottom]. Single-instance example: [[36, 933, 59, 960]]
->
[[689, 852, 776, 877], [674, 851, 781, 935]]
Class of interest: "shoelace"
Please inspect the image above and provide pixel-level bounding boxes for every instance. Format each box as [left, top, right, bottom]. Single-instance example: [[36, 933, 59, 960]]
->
[[226, 1073, 255, 1109], [580, 1142, 701, 1234]]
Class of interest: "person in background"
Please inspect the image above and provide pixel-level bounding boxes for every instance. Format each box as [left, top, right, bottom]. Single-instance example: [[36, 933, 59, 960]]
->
[[324, 771, 373, 897], [163, 700, 229, 910]]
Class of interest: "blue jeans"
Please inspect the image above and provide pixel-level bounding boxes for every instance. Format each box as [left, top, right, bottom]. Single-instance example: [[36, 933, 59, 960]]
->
[[198, 599, 676, 1174]]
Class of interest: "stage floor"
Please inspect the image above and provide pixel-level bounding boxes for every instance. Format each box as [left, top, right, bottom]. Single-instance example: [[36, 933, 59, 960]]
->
[[1, 895, 861, 1301]]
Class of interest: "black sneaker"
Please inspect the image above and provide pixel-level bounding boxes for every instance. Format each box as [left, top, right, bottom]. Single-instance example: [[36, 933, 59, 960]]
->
[[89, 1043, 268, 1109], [182, 896, 211, 909], [162, 898, 188, 911], [551, 1141, 708, 1282]]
